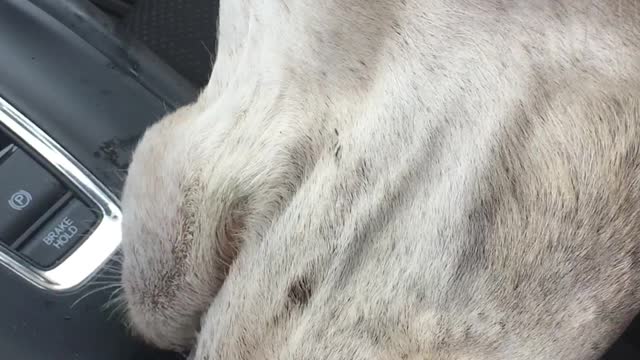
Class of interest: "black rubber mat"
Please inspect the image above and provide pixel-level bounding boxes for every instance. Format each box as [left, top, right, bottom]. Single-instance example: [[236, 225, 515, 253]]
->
[[122, 0, 218, 88]]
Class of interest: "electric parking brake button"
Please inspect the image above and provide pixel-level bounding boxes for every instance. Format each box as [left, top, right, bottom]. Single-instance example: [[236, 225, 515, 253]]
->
[[0, 147, 66, 246], [19, 199, 97, 268]]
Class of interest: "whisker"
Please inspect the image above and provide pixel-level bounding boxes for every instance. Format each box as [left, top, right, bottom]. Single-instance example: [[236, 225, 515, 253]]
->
[[70, 283, 121, 309], [107, 287, 124, 303], [103, 297, 126, 315], [99, 266, 123, 274], [81, 281, 121, 286], [107, 301, 128, 321], [94, 274, 122, 279], [105, 267, 122, 273]]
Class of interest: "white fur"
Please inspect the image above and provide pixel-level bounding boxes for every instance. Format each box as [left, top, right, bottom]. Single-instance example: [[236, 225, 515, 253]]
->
[[121, 1, 640, 359]]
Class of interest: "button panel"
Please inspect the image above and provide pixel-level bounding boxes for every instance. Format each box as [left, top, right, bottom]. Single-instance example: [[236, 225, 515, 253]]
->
[[19, 199, 98, 269], [1, 95, 121, 291], [0, 147, 66, 246], [0, 143, 99, 270]]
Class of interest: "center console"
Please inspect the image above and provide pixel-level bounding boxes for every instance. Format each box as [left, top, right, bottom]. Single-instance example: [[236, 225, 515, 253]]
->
[[0, 1, 195, 358]]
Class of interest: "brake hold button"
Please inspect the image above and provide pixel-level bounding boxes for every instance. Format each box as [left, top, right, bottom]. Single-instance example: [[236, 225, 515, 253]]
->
[[0, 147, 66, 245], [19, 199, 97, 269]]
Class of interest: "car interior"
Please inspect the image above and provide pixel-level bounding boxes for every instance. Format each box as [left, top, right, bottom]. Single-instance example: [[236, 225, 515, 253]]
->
[[0, 1, 638, 359]]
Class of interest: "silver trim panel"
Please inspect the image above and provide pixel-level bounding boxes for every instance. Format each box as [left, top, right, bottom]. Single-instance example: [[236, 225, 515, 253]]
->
[[0, 96, 122, 292]]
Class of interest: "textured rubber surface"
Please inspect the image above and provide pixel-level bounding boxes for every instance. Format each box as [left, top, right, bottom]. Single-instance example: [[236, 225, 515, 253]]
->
[[123, 0, 218, 88]]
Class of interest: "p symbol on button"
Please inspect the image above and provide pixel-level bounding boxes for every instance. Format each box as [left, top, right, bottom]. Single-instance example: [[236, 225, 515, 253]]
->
[[9, 190, 33, 211]]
